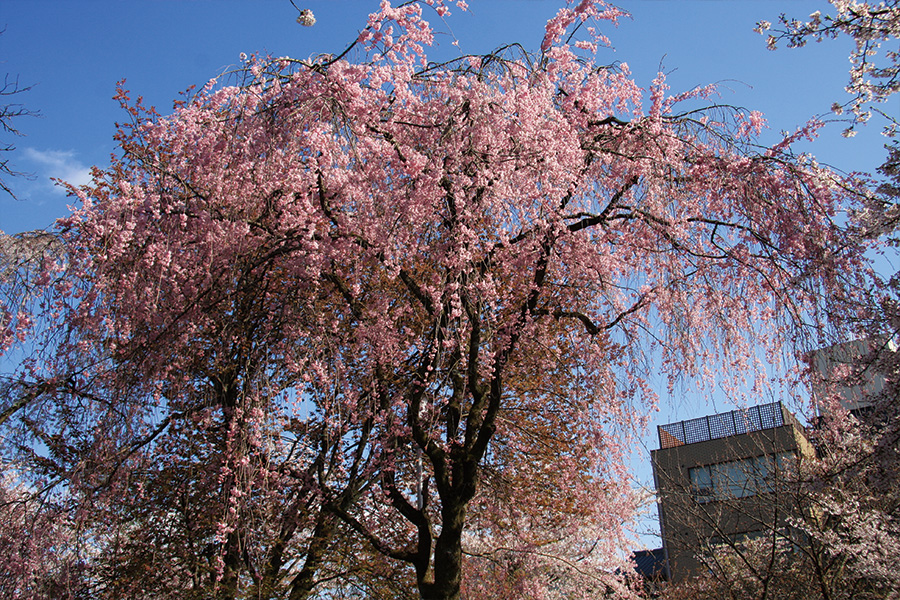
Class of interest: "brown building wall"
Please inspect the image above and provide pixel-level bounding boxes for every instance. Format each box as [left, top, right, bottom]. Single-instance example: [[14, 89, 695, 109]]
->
[[652, 416, 813, 581]]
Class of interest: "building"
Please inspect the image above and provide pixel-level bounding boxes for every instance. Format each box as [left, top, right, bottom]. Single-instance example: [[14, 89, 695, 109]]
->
[[651, 402, 815, 581], [808, 337, 891, 420], [629, 547, 668, 595]]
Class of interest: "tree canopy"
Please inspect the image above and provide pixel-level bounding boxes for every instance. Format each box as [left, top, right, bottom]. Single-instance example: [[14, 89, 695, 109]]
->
[[0, 2, 871, 599]]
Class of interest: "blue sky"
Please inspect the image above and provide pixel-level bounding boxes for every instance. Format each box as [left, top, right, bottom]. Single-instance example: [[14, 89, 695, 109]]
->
[[2, 0, 896, 547], [1, 0, 890, 236]]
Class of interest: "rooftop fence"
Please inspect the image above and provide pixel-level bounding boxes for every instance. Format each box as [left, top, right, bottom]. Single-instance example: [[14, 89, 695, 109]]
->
[[658, 402, 800, 449]]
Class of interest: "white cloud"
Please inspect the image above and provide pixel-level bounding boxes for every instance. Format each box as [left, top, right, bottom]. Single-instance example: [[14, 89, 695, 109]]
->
[[22, 148, 92, 193]]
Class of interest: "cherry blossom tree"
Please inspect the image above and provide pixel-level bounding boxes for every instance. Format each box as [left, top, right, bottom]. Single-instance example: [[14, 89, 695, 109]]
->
[[0, 1, 870, 599]]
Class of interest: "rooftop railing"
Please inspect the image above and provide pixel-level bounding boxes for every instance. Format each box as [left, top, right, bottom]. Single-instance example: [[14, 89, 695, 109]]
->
[[658, 402, 801, 449]]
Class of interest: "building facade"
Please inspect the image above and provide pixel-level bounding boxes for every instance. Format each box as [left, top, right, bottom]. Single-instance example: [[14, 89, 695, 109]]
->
[[808, 338, 891, 419], [651, 402, 814, 581]]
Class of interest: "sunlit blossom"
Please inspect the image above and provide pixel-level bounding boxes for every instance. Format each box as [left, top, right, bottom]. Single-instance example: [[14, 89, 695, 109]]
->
[[296, 9, 315, 26]]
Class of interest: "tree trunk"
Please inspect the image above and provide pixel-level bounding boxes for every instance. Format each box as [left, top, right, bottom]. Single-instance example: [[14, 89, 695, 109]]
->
[[419, 504, 466, 600], [288, 512, 338, 600], [218, 530, 242, 600]]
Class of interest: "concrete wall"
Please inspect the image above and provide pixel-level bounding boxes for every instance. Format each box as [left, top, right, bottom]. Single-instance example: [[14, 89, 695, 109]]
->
[[651, 421, 813, 581]]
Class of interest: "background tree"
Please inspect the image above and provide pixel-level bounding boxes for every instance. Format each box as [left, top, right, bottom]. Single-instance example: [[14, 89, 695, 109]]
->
[[0, 28, 39, 200], [657, 437, 900, 600], [0, 229, 58, 362], [0, 465, 91, 600], [0, 1, 871, 599], [653, 431, 896, 600], [0, 75, 37, 200], [757, 0, 900, 139]]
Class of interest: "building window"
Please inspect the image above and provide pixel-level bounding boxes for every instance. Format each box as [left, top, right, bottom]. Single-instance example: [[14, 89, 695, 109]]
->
[[688, 452, 795, 503]]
